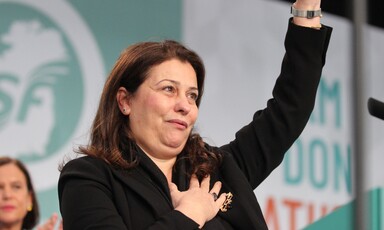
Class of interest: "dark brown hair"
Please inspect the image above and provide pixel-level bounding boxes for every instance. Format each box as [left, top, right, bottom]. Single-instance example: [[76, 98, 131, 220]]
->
[[78, 40, 221, 178], [0, 157, 39, 229]]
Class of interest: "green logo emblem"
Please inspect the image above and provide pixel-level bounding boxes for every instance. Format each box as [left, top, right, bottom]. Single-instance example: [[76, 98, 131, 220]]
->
[[0, 0, 104, 191]]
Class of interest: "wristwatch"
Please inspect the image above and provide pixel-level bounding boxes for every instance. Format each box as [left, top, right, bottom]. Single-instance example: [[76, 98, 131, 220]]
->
[[291, 5, 322, 19]]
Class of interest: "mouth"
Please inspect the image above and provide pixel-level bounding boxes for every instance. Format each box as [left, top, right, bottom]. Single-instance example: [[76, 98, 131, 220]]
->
[[1, 205, 16, 211], [168, 119, 188, 129]]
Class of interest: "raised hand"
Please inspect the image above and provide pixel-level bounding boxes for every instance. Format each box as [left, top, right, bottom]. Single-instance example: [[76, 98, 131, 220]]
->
[[294, 0, 321, 9]]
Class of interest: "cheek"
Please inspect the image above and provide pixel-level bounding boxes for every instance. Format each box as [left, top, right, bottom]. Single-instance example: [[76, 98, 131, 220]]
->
[[146, 95, 162, 107], [12, 193, 30, 216], [130, 95, 169, 128], [145, 95, 171, 115], [189, 107, 199, 124], [132, 94, 159, 115], [19, 193, 31, 206]]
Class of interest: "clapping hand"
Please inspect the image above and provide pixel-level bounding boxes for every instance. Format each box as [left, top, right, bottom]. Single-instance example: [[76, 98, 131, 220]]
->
[[37, 213, 63, 230]]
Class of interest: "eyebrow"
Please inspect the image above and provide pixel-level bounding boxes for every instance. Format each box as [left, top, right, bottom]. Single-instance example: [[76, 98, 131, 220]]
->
[[156, 79, 198, 91]]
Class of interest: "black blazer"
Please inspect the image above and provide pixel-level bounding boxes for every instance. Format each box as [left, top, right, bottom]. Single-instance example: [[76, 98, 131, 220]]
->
[[58, 20, 332, 230]]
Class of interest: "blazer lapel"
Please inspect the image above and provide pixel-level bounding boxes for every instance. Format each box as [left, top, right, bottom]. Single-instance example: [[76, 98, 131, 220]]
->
[[112, 145, 191, 217], [111, 161, 174, 216]]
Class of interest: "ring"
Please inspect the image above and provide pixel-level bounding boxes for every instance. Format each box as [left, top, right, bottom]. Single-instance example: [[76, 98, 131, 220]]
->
[[211, 192, 218, 201]]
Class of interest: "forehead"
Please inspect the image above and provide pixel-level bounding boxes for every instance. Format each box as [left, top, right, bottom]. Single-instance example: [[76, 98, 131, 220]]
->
[[146, 59, 197, 86], [0, 163, 26, 183]]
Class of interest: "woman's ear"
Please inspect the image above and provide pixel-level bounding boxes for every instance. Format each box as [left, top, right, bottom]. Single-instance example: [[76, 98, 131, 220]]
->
[[116, 87, 131, 115], [27, 191, 33, 211]]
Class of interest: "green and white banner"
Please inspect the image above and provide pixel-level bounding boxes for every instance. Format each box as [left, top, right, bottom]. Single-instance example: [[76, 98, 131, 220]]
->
[[1, 0, 383, 229]]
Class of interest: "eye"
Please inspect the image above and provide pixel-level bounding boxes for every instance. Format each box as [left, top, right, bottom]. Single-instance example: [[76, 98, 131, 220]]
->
[[163, 85, 176, 93], [188, 92, 198, 102], [11, 184, 22, 190]]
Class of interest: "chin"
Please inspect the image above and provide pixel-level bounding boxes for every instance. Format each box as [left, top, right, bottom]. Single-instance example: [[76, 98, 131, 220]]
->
[[167, 143, 185, 152], [166, 140, 187, 151]]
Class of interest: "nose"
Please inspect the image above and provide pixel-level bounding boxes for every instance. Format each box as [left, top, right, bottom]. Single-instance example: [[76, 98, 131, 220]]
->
[[174, 95, 192, 115], [0, 187, 12, 200]]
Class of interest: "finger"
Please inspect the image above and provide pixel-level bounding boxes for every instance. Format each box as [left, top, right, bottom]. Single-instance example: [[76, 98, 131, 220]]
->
[[189, 174, 200, 188], [37, 223, 50, 230], [200, 175, 210, 191], [58, 220, 63, 230], [209, 181, 222, 195], [50, 213, 58, 223], [216, 193, 228, 210], [210, 193, 219, 202]]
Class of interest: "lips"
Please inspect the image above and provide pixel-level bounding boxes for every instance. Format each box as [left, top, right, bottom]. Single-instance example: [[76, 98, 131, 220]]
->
[[168, 119, 188, 129], [0, 205, 16, 211]]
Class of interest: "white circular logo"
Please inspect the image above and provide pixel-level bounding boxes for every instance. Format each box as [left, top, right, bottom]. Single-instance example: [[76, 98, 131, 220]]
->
[[0, 0, 105, 192]]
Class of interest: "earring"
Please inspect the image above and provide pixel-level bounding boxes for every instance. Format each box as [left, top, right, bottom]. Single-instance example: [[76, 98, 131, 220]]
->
[[27, 205, 33, 212], [123, 108, 126, 113]]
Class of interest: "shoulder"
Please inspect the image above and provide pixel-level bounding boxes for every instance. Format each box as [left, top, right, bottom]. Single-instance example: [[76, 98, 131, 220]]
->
[[62, 155, 107, 170], [59, 156, 113, 181]]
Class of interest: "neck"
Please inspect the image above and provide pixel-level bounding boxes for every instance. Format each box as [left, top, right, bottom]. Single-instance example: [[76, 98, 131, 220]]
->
[[148, 156, 176, 183], [0, 222, 23, 230], [136, 144, 177, 182]]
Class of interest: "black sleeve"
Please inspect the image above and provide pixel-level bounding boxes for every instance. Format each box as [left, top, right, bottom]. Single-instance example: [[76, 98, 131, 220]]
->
[[220, 19, 332, 189]]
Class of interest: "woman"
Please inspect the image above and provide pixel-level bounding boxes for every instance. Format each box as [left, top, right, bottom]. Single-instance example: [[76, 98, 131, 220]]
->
[[0, 157, 39, 230], [0, 157, 62, 230], [58, 0, 332, 229], [0, 157, 61, 230]]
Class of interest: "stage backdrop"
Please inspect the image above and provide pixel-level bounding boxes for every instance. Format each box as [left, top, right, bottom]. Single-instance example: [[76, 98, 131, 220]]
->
[[1, 0, 383, 229]]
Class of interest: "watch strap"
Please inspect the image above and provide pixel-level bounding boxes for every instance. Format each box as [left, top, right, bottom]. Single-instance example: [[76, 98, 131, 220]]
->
[[291, 5, 322, 19]]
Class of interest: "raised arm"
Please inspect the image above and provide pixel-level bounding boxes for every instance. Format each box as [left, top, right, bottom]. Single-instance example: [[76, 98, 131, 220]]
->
[[220, 0, 332, 189]]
